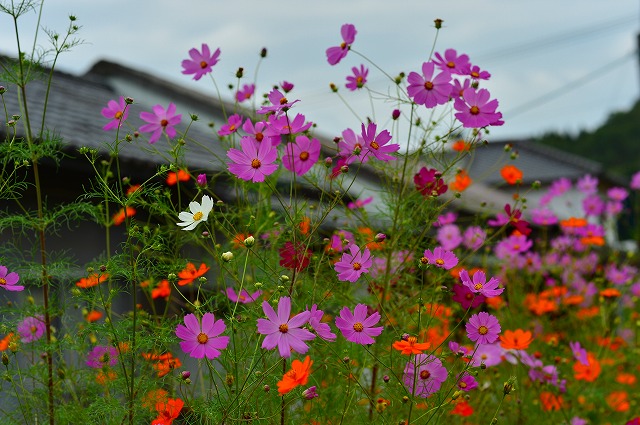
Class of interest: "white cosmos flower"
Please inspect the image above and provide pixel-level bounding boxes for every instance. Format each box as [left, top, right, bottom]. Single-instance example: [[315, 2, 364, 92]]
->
[[177, 195, 213, 231]]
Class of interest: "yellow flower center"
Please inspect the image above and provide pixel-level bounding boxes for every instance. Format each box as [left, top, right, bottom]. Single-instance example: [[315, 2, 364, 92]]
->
[[114, 111, 123, 119], [352, 262, 362, 271], [200, 61, 208, 69], [197, 332, 209, 344], [447, 61, 455, 68], [340, 42, 347, 49], [370, 141, 379, 150], [420, 257, 428, 264], [424, 81, 434, 90], [353, 322, 364, 332], [471, 71, 480, 78], [229, 125, 236, 132], [474, 283, 483, 290], [478, 325, 488, 335], [356, 76, 364, 86], [420, 370, 431, 380], [192, 211, 203, 221], [30, 325, 38, 334], [469, 106, 480, 115], [299, 151, 309, 161], [0, 278, 6, 285], [279, 324, 289, 333], [251, 159, 262, 169], [407, 336, 417, 344], [435, 258, 445, 266], [279, 97, 288, 105], [460, 381, 467, 388]]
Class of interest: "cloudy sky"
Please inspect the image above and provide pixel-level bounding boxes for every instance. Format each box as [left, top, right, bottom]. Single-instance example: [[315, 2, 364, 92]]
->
[[1, 0, 638, 143]]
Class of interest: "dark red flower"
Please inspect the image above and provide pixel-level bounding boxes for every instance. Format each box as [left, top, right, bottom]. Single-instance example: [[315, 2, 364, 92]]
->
[[279, 241, 312, 271]]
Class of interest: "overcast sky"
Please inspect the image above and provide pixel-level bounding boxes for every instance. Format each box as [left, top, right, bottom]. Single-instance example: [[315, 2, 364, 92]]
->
[[1, 0, 638, 143]]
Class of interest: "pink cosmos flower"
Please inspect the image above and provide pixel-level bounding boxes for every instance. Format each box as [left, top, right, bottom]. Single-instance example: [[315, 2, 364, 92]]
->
[[463, 226, 486, 250], [468, 343, 505, 368], [265, 113, 312, 141], [335, 304, 383, 345], [457, 373, 478, 392], [227, 136, 278, 182], [176, 312, 229, 359], [334, 244, 373, 282], [422, 246, 458, 270], [217, 114, 243, 136], [256, 297, 314, 358], [17, 315, 45, 343], [451, 78, 472, 99], [454, 87, 502, 128], [434, 212, 457, 227], [577, 174, 598, 194], [414, 167, 447, 197], [280, 81, 294, 92], [403, 354, 448, 398], [338, 128, 369, 164], [347, 197, 373, 209], [582, 195, 605, 216], [236, 83, 255, 103], [433, 49, 471, 75], [530, 208, 558, 226], [101, 96, 129, 131], [282, 135, 321, 176], [139, 103, 182, 144], [326, 23, 357, 65], [326, 230, 355, 253], [181, 43, 221, 81], [307, 304, 337, 341], [630, 171, 640, 190], [86, 345, 118, 368], [224, 287, 262, 304], [345, 64, 368, 91], [0, 265, 23, 292], [466, 312, 501, 345], [569, 341, 589, 366], [459, 269, 503, 297], [464, 64, 491, 81], [242, 120, 268, 146], [436, 224, 462, 251], [360, 122, 399, 162], [607, 187, 628, 202], [256, 89, 299, 116], [407, 62, 452, 108]]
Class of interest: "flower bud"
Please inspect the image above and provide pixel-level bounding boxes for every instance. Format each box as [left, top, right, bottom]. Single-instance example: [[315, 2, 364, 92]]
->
[[181, 371, 191, 380], [260, 47, 267, 58], [434, 18, 443, 29], [324, 157, 333, 168], [392, 109, 400, 120], [196, 174, 207, 188], [124, 97, 134, 104], [236, 67, 244, 78], [221, 252, 234, 262], [243, 236, 255, 248], [2, 352, 8, 366], [302, 385, 318, 399], [0, 86, 6, 94], [374, 233, 386, 242], [383, 375, 390, 383], [329, 83, 338, 93], [263, 384, 270, 392]]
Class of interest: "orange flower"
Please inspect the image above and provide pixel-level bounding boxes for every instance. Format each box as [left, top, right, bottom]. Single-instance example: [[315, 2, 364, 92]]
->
[[153, 398, 184, 425], [126, 184, 141, 196], [166, 170, 190, 186], [359, 227, 384, 250], [232, 233, 251, 249], [451, 139, 471, 152], [500, 165, 523, 185], [112, 207, 136, 226], [539, 391, 564, 411], [96, 370, 117, 385], [85, 310, 103, 323], [76, 273, 109, 288], [606, 391, 630, 412], [450, 399, 473, 416], [524, 293, 557, 316], [450, 170, 472, 192], [299, 216, 311, 235], [576, 306, 599, 320], [0, 333, 16, 351], [277, 356, 313, 395], [580, 235, 605, 246], [616, 372, 637, 385], [559, 217, 587, 229], [177, 262, 209, 286], [600, 288, 621, 298], [573, 353, 601, 382], [485, 296, 505, 310], [392, 336, 431, 355], [152, 280, 171, 299], [499, 329, 533, 350], [143, 352, 182, 377]]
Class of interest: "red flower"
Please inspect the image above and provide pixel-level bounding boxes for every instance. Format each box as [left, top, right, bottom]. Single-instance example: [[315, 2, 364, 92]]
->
[[112, 207, 136, 226], [166, 170, 190, 186], [151, 280, 171, 299], [152, 398, 184, 425], [279, 241, 312, 271], [177, 263, 209, 286]]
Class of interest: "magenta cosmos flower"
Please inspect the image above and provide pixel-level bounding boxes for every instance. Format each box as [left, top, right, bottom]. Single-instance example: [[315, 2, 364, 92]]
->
[[338, 128, 369, 164], [139, 103, 182, 144], [422, 246, 458, 270], [256, 88, 299, 116], [101, 96, 129, 131], [17, 315, 46, 343], [459, 269, 503, 297], [227, 136, 278, 182], [433, 49, 470, 75], [176, 312, 229, 359], [256, 296, 314, 358], [334, 244, 373, 282], [224, 287, 262, 304], [346, 64, 368, 91], [236, 83, 255, 103], [407, 62, 452, 108], [307, 304, 337, 342], [335, 304, 383, 345], [414, 167, 447, 197], [217, 114, 243, 136], [360, 122, 399, 162], [403, 354, 448, 398], [86, 345, 118, 368], [454, 87, 502, 128], [452, 283, 486, 309], [181, 43, 221, 81], [466, 312, 501, 345], [282, 135, 321, 176], [326, 23, 357, 65], [0, 265, 23, 292]]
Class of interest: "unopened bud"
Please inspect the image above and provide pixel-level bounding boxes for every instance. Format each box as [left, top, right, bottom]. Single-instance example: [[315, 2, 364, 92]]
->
[[124, 97, 134, 104], [329, 83, 338, 93], [392, 109, 400, 120], [236, 67, 244, 78], [260, 47, 267, 58], [434, 19, 443, 29], [374, 233, 386, 242], [221, 252, 234, 262], [244, 236, 255, 247], [2, 352, 8, 366]]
